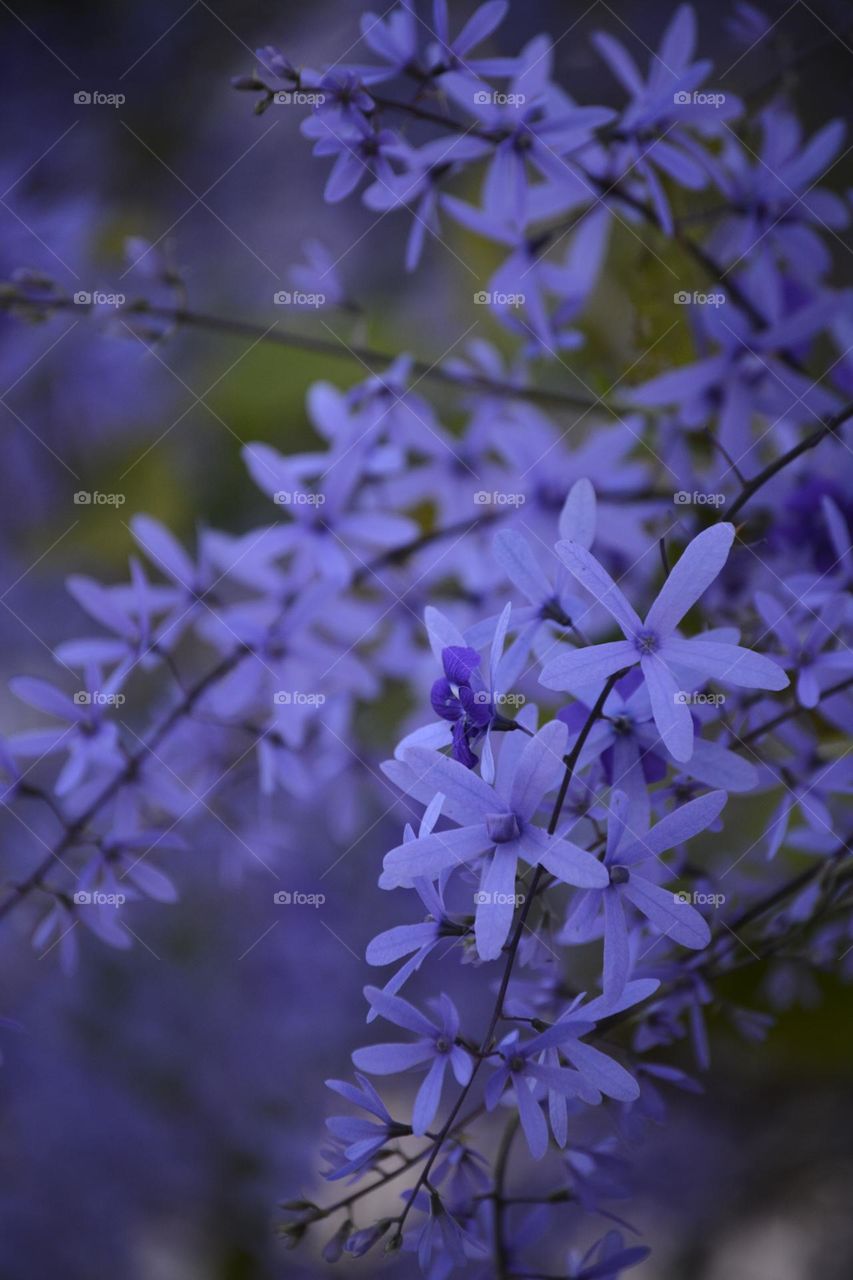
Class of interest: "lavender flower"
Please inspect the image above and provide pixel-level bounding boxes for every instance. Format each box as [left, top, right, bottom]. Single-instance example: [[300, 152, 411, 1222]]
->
[[541, 523, 789, 761], [382, 721, 608, 959]]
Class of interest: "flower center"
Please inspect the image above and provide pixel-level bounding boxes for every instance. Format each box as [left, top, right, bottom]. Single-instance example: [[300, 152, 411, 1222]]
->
[[609, 865, 630, 885], [634, 628, 660, 655], [485, 812, 521, 844]]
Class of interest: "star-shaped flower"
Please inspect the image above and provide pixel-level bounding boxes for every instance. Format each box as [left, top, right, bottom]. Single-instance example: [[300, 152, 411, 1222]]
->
[[381, 720, 608, 960], [540, 523, 788, 761]]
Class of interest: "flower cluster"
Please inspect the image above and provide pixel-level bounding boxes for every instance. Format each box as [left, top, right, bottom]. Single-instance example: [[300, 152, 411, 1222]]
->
[[2, 2, 852, 1276]]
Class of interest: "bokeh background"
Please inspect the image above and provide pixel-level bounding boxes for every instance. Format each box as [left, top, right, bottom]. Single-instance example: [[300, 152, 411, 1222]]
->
[[0, 1, 852, 1276]]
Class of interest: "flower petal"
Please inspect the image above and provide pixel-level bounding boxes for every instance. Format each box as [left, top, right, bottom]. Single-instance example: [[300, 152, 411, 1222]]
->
[[623, 790, 726, 862], [382, 825, 493, 884], [509, 720, 568, 821], [540, 641, 638, 691], [363, 985, 437, 1036], [622, 876, 711, 949], [494, 529, 552, 605], [645, 524, 734, 636], [663, 637, 789, 690], [554, 541, 642, 637], [475, 844, 519, 960], [640, 653, 695, 761], [412, 1055, 447, 1135], [526, 826, 609, 888], [603, 888, 630, 1000]]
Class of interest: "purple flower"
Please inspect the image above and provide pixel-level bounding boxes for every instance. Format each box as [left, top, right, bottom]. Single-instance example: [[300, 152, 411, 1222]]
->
[[442, 38, 614, 226], [382, 721, 608, 959], [363, 133, 491, 271], [410, 1188, 488, 1270], [366, 867, 461, 1013], [302, 113, 400, 204], [243, 439, 418, 584], [323, 1072, 407, 1181], [709, 104, 848, 279], [9, 670, 124, 796], [754, 591, 852, 708], [484, 987, 644, 1159], [566, 1229, 650, 1279], [566, 671, 757, 830], [562, 789, 726, 998], [630, 293, 840, 467], [416, 601, 525, 781], [466, 477, 595, 664], [591, 4, 741, 233], [428, 1, 518, 80], [353, 987, 472, 1134], [430, 644, 494, 768], [356, 3, 419, 81], [541, 523, 789, 761]]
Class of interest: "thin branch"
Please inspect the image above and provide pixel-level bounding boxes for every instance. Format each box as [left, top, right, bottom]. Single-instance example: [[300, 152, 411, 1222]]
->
[[727, 402, 853, 521], [0, 289, 604, 414], [740, 675, 853, 745]]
